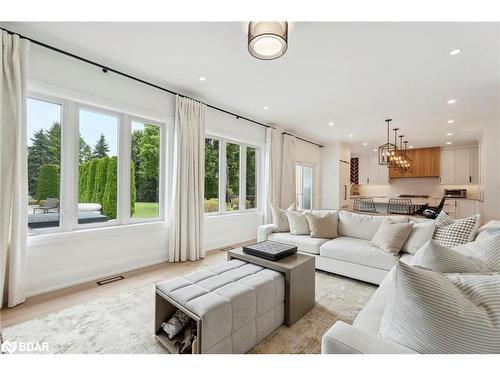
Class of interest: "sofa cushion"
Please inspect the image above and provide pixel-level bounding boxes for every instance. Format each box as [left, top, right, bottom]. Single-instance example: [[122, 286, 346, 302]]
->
[[338, 211, 408, 241], [379, 262, 500, 354], [370, 219, 414, 254], [401, 220, 436, 254], [319, 236, 400, 271], [453, 233, 500, 272], [305, 211, 338, 239], [286, 210, 310, 235], [269, 203, 296, 232], [433, 211, 480, 247], [411, 240, 491, 274], [267, 232, 329, 255]]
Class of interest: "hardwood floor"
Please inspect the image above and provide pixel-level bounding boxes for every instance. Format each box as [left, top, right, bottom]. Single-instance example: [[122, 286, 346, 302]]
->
[[1, 240, 254, 328]]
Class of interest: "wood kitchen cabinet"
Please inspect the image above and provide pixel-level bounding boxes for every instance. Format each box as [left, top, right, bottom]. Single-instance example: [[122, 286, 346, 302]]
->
[[389, 147, 440, 178]]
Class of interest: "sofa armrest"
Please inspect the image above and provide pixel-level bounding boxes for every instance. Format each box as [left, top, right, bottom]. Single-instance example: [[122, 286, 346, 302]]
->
[[257, 224, 275, 242], [321, 321, 416, 354]]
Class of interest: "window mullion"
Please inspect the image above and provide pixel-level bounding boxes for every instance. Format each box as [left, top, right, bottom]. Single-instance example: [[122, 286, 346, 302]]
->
[[63, 100, 79, 231], [120, 114, 131, 224], [219, 140, 226, 213], [240, 145, 247, 211]]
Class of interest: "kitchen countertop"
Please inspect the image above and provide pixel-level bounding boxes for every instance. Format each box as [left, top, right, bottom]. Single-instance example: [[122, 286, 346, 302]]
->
[[350, 195, 481, 201]]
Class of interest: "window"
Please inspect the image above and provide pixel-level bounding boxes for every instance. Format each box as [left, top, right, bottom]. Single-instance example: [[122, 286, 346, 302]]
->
[[204, 136, 260, 214], [27, 98, 62, 230], [296, 163, 314, 210], [27, 94, 165, 235], [131, 121, 160, 219], [225, 143, 240, 211], [78, 109, 119, 224], [204, 138, 219, 213], [246, 147, 257, 209]]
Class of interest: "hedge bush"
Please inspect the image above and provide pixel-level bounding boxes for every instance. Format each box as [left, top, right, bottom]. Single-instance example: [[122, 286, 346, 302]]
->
[[130, 161, 136, 215], [93, 157, 109, 203], [101, 157, 117, 219], [36, 164, 59, 201]]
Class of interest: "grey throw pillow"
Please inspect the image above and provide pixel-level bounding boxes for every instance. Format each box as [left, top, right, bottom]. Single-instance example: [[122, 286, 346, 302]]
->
[[305, 211, 338, 239], [370, 219, 414, 254]]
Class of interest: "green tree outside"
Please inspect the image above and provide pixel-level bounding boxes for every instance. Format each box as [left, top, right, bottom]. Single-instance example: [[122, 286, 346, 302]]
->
[[36, 164, 60, 201]]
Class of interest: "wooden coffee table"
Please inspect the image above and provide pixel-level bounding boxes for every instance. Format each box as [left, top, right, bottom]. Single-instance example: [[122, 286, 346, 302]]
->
[[227, 248, 315, 327]]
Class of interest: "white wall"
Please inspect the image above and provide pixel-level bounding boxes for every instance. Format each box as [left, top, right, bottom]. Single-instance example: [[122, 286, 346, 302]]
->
[[319, 142, 341, 209]]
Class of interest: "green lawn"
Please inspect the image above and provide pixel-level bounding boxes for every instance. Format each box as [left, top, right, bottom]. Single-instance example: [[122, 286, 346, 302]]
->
[[133, 202, 159, 219]]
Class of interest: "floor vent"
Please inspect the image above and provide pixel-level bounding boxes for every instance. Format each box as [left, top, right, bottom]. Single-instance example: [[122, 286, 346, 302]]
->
[[96, 275, 124, 286], [220, 246, 234, 252]]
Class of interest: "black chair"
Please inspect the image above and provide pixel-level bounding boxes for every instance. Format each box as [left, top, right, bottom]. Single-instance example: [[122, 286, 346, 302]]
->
[[354, 197, 378, 213], [422, 197, 446, 219]]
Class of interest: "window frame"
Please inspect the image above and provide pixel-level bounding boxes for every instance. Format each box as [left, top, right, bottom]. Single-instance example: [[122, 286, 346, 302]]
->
[[27, 92, 167, 236], [295, 162, 315, 210], [204, 133, 261, 216]]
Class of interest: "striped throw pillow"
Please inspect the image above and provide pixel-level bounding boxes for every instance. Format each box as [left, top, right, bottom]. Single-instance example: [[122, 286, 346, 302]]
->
[[411, 240, 491, 274], [432, 212, 480, 247], [454, 233, 500, 271], [379, 262, 500, 353], [270, 203, 296, 232]]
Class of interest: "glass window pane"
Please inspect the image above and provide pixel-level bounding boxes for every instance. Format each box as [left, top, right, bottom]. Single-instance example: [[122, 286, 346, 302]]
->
[[27, 98, 62, 231], [246, 147, 257, 209], [226, 143, 240, 211], [78, 109, 118, 224], [295, 164, 302, 209], [204, 138, 219, 213], [303, 166, 313, 210], [131, 121, 160, 219]]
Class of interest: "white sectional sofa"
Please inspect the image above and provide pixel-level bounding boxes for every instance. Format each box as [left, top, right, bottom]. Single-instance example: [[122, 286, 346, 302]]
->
[[258, 210, 413, 285]]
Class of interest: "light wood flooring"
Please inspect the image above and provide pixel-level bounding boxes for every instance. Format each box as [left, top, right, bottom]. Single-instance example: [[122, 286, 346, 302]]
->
[[1, 240, 254, 329]]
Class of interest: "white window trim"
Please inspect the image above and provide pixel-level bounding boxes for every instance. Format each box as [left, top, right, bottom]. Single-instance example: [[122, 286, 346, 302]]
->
[[204, 133, 262, 217], [296, 161, 315, 210], [27, 92, 168, 236]]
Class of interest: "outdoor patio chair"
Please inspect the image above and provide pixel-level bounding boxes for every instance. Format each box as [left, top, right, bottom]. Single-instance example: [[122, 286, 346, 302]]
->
[[33, 198, 60, 214]]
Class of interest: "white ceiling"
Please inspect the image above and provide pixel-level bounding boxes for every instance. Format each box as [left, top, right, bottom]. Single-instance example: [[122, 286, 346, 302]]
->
[[4, 22, 500, 153]]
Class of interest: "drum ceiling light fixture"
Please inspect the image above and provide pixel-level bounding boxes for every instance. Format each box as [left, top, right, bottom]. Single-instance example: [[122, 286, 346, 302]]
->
[[248, 22, 288, 60]]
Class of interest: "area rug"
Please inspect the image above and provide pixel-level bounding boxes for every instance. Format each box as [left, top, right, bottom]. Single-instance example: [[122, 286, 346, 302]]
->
[[2, 271, 376, 354]]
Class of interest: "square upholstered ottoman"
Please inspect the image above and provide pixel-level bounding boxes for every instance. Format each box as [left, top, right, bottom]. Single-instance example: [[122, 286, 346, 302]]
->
[[155, 259, 285, 353]]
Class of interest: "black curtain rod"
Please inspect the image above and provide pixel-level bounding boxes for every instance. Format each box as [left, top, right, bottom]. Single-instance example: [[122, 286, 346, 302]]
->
[[1, 27, 273, 130], [282, 132, 323, 148]]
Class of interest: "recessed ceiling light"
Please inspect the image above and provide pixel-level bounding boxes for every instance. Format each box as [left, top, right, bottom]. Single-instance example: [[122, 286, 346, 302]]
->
[[363, 142, 368, 146], [447, 99, 456, 104], [348, 134, 354, 138], [447, 120, 455, 124], [447, 132, 454, 136], [263, 106, 269, 110], [328, 122, 334, 127], [199, 76, 206, 81], [446, 141, 452, 145], [450, 49, 462, 56], [373, 149, 377, 152], [409, 145, 414, 149]]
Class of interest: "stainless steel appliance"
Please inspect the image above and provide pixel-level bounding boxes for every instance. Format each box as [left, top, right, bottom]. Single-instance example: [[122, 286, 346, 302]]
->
[[444, 189, 467, 198]]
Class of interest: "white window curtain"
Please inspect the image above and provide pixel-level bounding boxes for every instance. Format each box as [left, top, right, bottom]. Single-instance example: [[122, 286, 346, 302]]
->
[[280, 134, 296, 208], [264, 127, 281, 223], [0, 31, 30, 308], [168, 96, 206, 262]]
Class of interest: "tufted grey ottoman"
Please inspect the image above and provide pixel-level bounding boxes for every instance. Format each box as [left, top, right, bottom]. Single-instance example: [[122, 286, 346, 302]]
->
[[155, 259, 285, 354]]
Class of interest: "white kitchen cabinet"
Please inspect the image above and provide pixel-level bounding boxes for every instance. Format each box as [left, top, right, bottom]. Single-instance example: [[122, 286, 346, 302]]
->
[[357, 155, 389, 185], [440, 149, 456, 184], [434, 198, 481, 219], [440, 146, 479, 185]]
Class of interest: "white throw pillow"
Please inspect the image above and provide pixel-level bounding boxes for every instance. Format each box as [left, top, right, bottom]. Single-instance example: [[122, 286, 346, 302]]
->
[[401, 220, 436, 254], [286, 210, 310, 235], [370, 219, 414, 254], [411, 240, 491, 274], [305, 211, 338, 239], [379, 262, 500, 353], [453, 233, 500, 272], [432, 211, 480, 247], [269, 203, 296, 232]]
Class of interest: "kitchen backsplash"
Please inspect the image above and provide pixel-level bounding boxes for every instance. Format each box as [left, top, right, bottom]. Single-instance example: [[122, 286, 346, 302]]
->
[[354, 177, 480, 199]]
